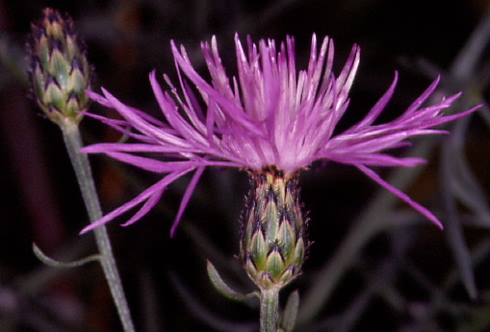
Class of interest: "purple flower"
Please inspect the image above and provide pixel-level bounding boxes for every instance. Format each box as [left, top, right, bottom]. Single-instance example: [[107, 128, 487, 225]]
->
[[81, 34, 476, 236]]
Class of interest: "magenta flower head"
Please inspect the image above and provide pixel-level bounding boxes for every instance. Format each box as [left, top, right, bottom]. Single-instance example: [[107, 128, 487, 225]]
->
[[81, 33, 476, 244]]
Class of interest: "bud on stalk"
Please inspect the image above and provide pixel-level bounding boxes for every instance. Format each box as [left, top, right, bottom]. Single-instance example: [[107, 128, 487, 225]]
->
[[27, 8, 91, 125], [241, 165, 307, 291]]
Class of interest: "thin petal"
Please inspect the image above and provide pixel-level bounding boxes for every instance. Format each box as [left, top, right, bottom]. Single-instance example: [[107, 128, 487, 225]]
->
[[79, 169, 194, 234], [81, 143, 200, 154], [150, 71, 209, 146], [121, 188, 165, 226], [170, 165, 206, 237], [346, 72, 398, 132], [106, 151, 203, 173], [325, 153, 425, 167], [171, 40, 264, 137], [101, 87, 191, 148], [356, 164, 443, 229]]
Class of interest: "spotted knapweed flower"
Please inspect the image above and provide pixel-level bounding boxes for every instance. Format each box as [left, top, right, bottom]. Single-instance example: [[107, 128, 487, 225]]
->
[[82, 33, 475, 288]]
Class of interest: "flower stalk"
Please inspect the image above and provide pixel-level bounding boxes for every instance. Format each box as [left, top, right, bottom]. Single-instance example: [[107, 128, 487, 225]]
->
[[61, 119, 136, 332], [260, 288, 280, 332]]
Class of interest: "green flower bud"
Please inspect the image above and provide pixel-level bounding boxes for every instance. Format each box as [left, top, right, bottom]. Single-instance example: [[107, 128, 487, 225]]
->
[[27, 7, 91, 125], [241, 166, 308, 291]]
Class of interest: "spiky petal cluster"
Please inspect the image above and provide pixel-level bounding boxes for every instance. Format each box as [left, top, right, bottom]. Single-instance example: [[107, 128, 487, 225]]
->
[[241, 166, 306, 290], [28, 7, 91, 125], [81, 33, 476, 235]]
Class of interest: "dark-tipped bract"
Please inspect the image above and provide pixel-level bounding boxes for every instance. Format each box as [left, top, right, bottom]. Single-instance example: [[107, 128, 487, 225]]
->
[[28, 7, 91, 125]]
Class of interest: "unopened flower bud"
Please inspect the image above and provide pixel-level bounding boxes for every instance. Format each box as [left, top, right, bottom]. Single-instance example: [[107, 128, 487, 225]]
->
[[27, 7, 91, 125], [240, 166, 308, 290]]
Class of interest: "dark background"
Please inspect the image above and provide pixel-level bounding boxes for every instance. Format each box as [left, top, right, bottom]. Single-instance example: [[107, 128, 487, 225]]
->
[[1, 0, 490, 331]]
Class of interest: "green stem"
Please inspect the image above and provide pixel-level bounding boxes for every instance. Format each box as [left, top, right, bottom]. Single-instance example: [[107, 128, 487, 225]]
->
[[260, 288, 280, 332], [61, 119, 136, 332]]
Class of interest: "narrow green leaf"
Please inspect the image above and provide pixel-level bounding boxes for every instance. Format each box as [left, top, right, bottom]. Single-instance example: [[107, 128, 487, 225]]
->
[[33, 243, 101, 268], [206, 260, 258, 301]]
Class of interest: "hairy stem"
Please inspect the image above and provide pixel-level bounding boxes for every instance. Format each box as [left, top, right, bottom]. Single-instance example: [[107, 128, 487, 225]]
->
[[61, 119, 136, 332], [260, 288, 280, 332]]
